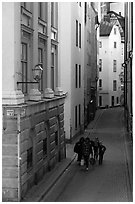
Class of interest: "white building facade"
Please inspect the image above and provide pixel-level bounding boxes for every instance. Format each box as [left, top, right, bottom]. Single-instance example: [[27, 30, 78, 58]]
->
[[58, 2, 84, 141], [98, 22, 123, 107]]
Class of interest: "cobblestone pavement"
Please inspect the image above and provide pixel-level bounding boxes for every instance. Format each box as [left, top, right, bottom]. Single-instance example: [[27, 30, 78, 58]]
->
[[42, 107, 133, 202], [23, 107, 133, 202]]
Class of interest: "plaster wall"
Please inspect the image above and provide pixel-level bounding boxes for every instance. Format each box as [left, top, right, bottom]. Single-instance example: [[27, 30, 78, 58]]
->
[[99, 25, 123, 107], [58, 3, 71, 140]]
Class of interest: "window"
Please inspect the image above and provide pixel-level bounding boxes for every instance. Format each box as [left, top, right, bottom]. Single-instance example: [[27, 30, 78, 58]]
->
[[27, 147, 33, 170], [79, 104, 81, 126], [38, 2, 42, 19], [122, 47, 123, 55], [99, 59, 102, 72], [79, 23, 81, 48], [114, 28, 116, 35], [117, 97, 119, 104], [21, 43, 28, 94], [79, 65, 81, 88], [79, 2, 81, 7], [75, 64, 78, 88], [75, 106, 77, 129], [55, 131, 58, 146], [113, 80, 117, 91], [99, 79, 102, 87], [113, 60, 117, 72], [51, 52, 55, 90], [114, 42, 117, 48], [111, 96, 114, 106], [84, 3, 87, 23], [43, 138, 47, 156], [99, 41, 102, 48], [76, 20, 78, 47], [99, 96, 102, 106], [38, 48, 43, 91]]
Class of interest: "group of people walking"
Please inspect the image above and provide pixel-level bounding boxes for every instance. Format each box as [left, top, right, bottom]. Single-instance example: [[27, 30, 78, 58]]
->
[[74, 135, 106, 171]]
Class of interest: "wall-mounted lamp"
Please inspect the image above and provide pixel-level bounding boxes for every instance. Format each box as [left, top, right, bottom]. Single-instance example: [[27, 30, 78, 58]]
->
[[32, 64, 43, 82], [17, 64, 43, 85]]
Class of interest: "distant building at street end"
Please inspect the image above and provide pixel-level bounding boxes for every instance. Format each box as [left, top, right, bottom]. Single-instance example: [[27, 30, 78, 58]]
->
[[98, 21, 124, 107]]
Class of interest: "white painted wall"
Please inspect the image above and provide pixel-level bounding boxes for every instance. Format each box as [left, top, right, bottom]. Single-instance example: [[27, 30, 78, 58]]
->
[[70, 3, 84, 137], [58, 2, 84, 140], [98, 25, 123, 107], [2, 2, 21, 92], [58, 3, 72, 140]]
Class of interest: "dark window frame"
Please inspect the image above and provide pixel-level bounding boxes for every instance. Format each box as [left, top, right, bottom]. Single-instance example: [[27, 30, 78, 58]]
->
[[99, 79, 102, 87], [27, 147, 33, 170], [113, 59, 117, 72], [99, 59, 102, 72], [79, 23, 81, 48], [75, 64, 78, 88], [38, 48, 43, 91], [79, 65, 81, 88], [21, 43, 28, 94], [79, 104, 81, 126], [76, 20, 78, 47], [75, 105, 77, 129], [43, 138, 47, 156], [113, 80, 117, 91], [99, 96, 102, 106], [55, 131, 58, 146], [51, 52, 55, 90]]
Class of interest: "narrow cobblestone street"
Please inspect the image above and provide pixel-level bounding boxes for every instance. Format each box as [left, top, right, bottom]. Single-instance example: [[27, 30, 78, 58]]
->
[[42, 107, 132, 202]]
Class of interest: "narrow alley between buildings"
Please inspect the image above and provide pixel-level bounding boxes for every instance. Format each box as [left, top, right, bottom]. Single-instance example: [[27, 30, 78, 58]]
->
[[41, 107, 132, 202]]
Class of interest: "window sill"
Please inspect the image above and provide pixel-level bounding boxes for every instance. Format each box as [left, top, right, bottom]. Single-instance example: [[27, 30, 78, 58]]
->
[[21, 6, 32, 18]]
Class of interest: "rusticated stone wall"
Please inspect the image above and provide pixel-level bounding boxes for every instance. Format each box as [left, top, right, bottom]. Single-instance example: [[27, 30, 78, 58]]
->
[[2, 96, 66, 201]]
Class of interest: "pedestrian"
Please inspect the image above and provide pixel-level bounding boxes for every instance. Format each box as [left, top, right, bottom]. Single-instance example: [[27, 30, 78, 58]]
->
[[93, 137, 100, 161], [74, 137, 85, 165], [98, 142, 106, 165], [82, 137, 92, 171]]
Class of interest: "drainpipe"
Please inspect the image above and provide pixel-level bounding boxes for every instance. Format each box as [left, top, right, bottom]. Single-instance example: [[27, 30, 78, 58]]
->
[[17, 111, 21, 201]]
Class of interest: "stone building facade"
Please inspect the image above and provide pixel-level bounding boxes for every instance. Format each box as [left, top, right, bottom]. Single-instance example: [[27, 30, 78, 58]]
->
[[84, 2, 98, 127], [3, 98, 65, 201], [2, 2, 66, 201]]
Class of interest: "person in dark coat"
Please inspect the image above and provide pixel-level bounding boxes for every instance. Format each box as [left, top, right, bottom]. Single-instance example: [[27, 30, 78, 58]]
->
[[93, 137, 100, 161], [82, 137, 92, 170], [74, 137, 85, 164], [98, 142, 106, 165]]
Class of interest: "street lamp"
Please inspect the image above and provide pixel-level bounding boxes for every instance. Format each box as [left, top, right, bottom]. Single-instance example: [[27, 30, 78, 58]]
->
[[17, 64, 43, 85], [32, 64, 43, 82]]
